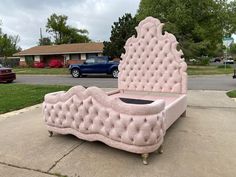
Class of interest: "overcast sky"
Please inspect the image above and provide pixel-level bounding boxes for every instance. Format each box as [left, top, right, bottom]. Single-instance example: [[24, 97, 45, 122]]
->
[[0, 0, 140, 49]]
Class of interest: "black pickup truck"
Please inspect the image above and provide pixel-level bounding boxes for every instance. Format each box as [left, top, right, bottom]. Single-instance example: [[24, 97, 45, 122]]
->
[[69, 56, 119, 78]]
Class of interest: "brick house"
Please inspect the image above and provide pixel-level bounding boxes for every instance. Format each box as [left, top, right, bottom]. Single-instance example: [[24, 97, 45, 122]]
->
[[13, 42, 104, 67]]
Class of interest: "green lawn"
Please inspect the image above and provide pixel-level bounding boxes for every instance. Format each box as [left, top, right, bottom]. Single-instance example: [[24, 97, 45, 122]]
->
[[226, 90, 236, 98], [187, 65, 234, 75], [12, 65, 235, 76], [0, 84, 71, 114], [13, 68, 69, 75]]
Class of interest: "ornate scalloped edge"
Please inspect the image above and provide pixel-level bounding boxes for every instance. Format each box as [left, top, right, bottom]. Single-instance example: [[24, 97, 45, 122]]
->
[[46, 125, 164, 154], [44, 86, 165, 115], [121, 16, 185, 64], [119, 16, 187, 93]]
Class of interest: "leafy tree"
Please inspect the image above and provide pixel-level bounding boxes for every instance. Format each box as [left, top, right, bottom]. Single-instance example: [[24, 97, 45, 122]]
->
[[38, 37, 52, 46], [230, 43, 236, 55], [63, 27, 90, 43], [46, 13, 90, 44], [103, 13, 138, 58], [136, 0, 232, 59], [224, 1, 236, 36], [0, 23, 21, 57]]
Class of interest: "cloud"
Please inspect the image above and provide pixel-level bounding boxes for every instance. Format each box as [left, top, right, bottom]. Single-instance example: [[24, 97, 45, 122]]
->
[[0, 0, 140, 49]]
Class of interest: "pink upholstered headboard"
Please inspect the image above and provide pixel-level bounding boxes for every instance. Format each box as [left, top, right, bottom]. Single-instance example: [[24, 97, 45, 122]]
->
[[118, 17, 187, 94]]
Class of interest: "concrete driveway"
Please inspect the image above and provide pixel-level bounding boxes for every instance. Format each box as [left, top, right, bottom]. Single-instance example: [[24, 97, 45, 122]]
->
[[0, 90, 236, 177]]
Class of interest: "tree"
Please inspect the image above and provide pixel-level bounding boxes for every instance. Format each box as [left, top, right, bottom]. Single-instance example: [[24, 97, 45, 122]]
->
[[230, 43, 236, 56], [136, 0, 232, 59], [38, 37, 52, 46], [0, 23, 21, 57], [46, 13, 90, 44], [63, 27, 90, 43], [224, 1, 236, 36], [103, 13, 138, 58]]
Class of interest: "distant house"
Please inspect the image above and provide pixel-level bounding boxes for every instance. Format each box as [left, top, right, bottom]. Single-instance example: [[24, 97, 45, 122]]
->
[[13, 42, 104, 67]]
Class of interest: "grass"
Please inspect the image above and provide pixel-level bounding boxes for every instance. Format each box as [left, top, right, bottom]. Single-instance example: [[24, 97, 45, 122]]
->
[[226, 90, 236, 98], [187, 65, 234, 75], [12, 65, 235, 76], [13, 67, 69, 75], [0, 84, 71, 114]]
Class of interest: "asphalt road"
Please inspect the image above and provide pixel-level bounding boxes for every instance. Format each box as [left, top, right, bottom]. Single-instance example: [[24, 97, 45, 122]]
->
[[14, 74, 236, 91]]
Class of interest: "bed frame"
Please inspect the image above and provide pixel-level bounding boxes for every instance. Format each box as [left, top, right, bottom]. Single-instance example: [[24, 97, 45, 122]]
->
[[43, 17, 187, 165]]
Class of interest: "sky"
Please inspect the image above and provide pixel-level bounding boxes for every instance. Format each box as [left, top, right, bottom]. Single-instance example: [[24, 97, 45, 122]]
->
[[0, 0, 140, 49]]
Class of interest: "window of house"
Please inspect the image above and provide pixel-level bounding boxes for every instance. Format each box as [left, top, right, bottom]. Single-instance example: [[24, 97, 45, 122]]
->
[[86, 53, 98, 59], [70, 54, 81, 60]]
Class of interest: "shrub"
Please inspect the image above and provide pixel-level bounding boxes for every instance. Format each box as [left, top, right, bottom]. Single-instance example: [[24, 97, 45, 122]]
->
[[198, 57, 210, 66]]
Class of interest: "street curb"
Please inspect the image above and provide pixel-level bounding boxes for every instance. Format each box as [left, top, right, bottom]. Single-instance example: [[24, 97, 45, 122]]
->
[[0, 104, 42, 120]]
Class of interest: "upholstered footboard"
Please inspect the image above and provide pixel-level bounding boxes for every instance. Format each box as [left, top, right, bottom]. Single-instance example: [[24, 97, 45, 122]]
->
[[43, 86, 165, 163]]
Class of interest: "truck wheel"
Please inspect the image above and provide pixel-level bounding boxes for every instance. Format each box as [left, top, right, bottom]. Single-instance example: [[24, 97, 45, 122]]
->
[[71, 69, 81, 78], [112, 68, 119, 78]]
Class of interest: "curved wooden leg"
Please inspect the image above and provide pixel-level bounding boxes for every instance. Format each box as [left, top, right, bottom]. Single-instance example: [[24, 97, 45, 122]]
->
[[141, 153, 149, 165], [158, 145, 163, 154], [48, 131, 53, 137]]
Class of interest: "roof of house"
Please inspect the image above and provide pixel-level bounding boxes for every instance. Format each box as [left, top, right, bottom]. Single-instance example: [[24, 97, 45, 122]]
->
[[14, 42, 104, 56]]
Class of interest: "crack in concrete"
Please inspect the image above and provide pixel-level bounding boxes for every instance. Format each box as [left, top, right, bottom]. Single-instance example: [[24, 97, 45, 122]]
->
[[47, 141, 85, 173], [188, 105, 236, 110], [0, 161, 59, 176]]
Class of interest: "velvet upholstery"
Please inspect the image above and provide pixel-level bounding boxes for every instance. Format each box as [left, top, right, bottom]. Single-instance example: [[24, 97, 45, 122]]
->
[[118, 17, 187, 94], [43, 16, 187, 157]]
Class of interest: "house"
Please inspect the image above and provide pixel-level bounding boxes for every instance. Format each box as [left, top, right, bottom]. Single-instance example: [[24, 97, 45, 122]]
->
[[13, 42, 104, 67]]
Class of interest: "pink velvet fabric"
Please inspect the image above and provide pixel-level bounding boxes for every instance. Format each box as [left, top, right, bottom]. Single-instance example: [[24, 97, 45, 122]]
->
[[43, 86, 165, 154], [118, 17, 187, 94], [42, 16, 187, 155]]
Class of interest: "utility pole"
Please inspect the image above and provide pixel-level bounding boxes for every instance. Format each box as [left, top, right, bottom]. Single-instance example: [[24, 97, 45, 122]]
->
[[40, 28, 43, 45]]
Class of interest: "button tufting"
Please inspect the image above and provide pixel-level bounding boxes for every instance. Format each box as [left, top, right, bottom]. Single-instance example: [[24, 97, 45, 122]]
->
[[124, 126, 127, 130]]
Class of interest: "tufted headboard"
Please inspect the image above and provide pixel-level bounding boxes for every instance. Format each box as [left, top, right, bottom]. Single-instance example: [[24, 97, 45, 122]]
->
[[118, 17, 187, 94]]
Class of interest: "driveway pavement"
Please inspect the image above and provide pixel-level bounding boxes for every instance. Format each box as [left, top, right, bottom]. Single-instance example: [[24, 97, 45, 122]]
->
[[0, 90, 236, 177]]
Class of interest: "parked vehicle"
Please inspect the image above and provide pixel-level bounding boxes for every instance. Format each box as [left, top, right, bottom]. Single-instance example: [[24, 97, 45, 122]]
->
[[223, 58, 234, 64], [0, 64, 16, 83], [213, 57, 221, 63], [69, 56, 119, 78]]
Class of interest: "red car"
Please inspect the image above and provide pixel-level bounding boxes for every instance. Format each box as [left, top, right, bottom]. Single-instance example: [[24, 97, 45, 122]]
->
[[0, 64, 16, 83]]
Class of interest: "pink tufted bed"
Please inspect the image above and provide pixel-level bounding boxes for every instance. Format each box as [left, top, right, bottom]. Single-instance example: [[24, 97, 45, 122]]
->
[[42, 17, 187, 165]]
